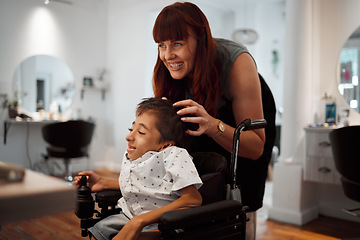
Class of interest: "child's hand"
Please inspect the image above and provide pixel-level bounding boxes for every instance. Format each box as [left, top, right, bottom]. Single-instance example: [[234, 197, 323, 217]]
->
[[72, 171, 104, 192], [113, 216, 160, 240], [112, 217, 143, 240]]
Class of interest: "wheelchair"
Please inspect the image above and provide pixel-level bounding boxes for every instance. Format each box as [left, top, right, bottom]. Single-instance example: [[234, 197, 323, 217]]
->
[[75, 119, 267, 240]]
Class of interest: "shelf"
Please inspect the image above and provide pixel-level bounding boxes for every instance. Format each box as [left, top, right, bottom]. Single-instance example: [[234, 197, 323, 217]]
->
[[81, 86, 106, 100]]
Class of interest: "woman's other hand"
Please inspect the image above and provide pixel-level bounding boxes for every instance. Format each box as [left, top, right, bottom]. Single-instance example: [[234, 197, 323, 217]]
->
[[173, 99, 219, 137]]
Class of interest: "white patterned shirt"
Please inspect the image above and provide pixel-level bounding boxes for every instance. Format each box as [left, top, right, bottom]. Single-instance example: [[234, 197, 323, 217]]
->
[[117, 146, 202, 218]]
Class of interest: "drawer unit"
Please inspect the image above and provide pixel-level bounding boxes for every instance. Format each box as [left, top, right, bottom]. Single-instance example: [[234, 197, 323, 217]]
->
[[304, 127, 341, 184]]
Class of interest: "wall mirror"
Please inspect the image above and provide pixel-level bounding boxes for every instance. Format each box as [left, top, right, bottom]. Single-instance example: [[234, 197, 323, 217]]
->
[[339, 26, 360, 112], [13, 55, 75, 113]]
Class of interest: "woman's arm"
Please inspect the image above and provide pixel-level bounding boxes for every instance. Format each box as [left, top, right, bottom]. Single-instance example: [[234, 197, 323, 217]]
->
[[174, 53, 265, 160], [213, 53, 265, 159], [112, 185, 202, 240], [73, 171, 119, 192]]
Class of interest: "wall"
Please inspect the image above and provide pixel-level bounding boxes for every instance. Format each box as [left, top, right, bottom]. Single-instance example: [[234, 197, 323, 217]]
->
[[312, 0, 360, 223], [0, 0, 109, 172], [105, 0, 286, 170], [0, 0, 286, 171], [270, 0, 360, 225], [313, 0, 360, 124]]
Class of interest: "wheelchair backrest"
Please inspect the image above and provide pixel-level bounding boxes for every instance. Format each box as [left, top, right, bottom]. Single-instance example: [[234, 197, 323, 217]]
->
[[191, 152, 229, 205]]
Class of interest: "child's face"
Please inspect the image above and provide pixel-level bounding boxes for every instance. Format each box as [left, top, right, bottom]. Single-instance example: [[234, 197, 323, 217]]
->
[[125, 111, 166, 160]]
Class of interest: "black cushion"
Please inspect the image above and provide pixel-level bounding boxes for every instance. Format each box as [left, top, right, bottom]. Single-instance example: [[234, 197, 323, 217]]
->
[[342, 177, 360, 202], [42, 120, 95, 159], [198, 172, 226, 205]]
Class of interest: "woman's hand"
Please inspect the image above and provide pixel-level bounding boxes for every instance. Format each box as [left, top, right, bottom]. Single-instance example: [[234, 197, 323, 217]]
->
[[173, 99, 219, 137], [72, 171, 109, 192]]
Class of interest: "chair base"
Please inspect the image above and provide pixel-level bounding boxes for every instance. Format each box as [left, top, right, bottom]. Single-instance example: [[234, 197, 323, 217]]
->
[[64, 175, 74, 182], [63, 158, 73, 182], [342, 208, 360, 218]]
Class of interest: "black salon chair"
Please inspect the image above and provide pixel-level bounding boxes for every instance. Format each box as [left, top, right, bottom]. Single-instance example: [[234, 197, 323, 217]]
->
[[42, 120, 95, 182], [329, 126, 360, 219]]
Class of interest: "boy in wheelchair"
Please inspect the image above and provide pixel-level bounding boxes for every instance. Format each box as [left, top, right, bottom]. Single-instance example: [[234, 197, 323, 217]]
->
[[73, 97, 203, 240]]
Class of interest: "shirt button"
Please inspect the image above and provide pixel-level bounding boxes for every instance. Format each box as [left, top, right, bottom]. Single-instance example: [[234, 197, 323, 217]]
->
[[130, 198, 136, 203]]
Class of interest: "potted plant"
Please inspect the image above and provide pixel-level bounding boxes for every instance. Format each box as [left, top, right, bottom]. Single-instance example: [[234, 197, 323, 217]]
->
[[7, 98, 19, 118], [2, 90, 27, 119]]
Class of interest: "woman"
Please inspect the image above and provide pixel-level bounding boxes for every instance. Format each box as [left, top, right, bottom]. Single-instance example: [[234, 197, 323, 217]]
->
[[152, 2, 276, 239]]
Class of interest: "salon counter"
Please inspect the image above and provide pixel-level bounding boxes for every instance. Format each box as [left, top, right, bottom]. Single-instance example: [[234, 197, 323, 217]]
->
[[3, 119, 58, 144], [0, 162, 75, 225]]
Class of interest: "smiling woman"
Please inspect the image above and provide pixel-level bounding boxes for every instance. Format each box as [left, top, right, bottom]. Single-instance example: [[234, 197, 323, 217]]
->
[[151, 3, 276, 240], [12, 55, 75, 114]]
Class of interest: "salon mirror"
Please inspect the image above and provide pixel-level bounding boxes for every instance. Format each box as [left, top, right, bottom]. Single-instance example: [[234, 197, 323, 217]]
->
[[339, 26, 360, 112], [13, 55, 75, 113]]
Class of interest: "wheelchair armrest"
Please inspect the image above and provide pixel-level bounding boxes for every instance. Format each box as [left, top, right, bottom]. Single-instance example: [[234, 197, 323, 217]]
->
[[95, 190, 122, 209], [159, 200, 245, 229], [159, 200, 247, 239], [95, 190, 122, 202]]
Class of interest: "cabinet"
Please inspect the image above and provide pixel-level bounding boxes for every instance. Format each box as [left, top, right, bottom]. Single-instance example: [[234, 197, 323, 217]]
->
[[304, 127, 341, 184]]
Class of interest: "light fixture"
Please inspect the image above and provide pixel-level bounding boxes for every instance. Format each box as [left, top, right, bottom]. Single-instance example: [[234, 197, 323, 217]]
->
[[232, 29, 258, 45], [44, 0, 72, 5], [232, 0, 259, 45]]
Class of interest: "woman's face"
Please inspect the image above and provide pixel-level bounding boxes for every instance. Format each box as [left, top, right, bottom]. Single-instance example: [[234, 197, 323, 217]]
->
[[158, 30, 197, 80]]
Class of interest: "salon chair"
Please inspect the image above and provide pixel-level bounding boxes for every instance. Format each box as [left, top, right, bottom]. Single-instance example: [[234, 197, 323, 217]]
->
[[42, 120, 95, 182], [329, 126, 360, 218]]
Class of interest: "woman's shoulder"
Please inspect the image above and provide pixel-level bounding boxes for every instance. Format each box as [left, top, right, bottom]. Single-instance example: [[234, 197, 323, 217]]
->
[[215, 38, 249, 60], [215, 38, 247, 48], [215, 38, 250, 100]]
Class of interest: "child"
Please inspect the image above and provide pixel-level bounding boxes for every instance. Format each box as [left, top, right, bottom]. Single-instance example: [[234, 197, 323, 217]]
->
[[73, 98, 203, 240]]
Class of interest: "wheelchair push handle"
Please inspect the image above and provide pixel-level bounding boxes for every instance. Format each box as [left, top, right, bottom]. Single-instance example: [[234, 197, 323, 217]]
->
[[242, 119, 267, 131], [230, 118, 267, 191]]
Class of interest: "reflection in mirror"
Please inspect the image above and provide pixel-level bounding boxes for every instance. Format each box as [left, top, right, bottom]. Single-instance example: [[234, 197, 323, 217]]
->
[[13, 55, 75, 114], [339, 26, 360, 112]]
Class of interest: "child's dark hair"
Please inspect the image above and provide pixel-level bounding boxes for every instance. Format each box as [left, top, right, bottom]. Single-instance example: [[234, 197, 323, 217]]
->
[[136, 97, 197, 149]]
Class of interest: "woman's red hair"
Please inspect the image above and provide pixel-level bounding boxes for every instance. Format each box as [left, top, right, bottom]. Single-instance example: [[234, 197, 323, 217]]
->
[[152, 2, 220, 116]]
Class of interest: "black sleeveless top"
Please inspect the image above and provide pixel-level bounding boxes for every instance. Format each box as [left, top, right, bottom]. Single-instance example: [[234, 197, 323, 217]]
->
[[188, 38, 276, 212]]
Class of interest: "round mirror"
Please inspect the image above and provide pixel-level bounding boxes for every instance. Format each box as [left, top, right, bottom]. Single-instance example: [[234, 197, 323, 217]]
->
[[13, 55, 75, 113], [339, 26, 360, 112]]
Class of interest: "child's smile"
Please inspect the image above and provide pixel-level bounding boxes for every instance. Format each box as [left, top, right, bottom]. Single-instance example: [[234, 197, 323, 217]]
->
[[126, 111, 165, 160]]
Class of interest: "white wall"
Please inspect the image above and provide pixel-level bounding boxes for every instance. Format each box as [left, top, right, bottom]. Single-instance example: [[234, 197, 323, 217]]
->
[[105, 0, 286, 171], [0, 0, 286, 171], [313, 0, 360, 124], [270, 0, 360, 225], [0, 0, 109, 172]]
